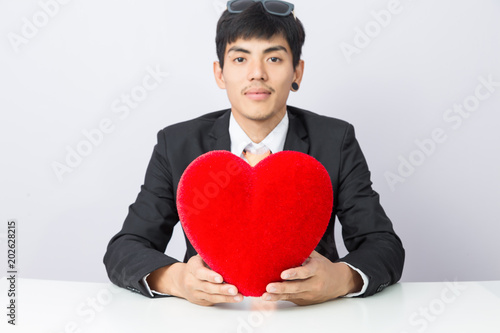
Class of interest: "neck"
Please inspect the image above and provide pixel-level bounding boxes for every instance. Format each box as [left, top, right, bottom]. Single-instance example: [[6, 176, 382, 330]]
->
[[232, 108, 286, 144]]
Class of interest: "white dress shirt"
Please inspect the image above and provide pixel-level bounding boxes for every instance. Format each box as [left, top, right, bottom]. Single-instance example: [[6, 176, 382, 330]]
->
[[229, 111, 289, 157]]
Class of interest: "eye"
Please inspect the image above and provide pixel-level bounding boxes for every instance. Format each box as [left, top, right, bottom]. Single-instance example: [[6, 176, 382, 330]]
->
[[234, 57, 245, 63], [269, 57, 281, 63]]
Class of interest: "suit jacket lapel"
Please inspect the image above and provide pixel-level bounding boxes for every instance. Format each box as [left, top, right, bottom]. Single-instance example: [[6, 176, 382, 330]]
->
[[207, 108, 310, 154], [208, 109, 231, 151], [284, 108, 309, 154]]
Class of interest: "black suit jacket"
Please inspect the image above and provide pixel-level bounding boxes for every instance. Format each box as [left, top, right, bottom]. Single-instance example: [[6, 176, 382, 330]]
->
[[103, 106, 404, 297]]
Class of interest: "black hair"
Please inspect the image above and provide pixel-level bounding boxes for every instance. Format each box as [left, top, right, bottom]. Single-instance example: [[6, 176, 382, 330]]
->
[[216, 2, 305, 70]]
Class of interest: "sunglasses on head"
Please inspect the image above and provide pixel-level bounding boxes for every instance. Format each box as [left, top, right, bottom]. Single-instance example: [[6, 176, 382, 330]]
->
[[227, 0, 295, 17]]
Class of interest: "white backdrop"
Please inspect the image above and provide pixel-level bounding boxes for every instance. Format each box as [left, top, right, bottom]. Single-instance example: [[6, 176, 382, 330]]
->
[[1, 0, 499, 284]]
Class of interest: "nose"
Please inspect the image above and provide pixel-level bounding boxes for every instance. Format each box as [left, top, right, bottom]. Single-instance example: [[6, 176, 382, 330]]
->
[[247, 60, 268, 82]]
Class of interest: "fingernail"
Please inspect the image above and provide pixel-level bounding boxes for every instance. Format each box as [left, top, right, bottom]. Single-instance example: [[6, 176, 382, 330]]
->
[[265, 295, 272, 301], [215, 276, 223, 283], [234, 295, 242, 302], [228, 287, 236, 295], [268, 286, 277, 293], [283, 273, 290, 279]]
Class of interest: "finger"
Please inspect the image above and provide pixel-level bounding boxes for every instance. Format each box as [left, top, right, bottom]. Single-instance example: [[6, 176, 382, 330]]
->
[[261, 291, 304, 302], [197, 281, 240, 297], [189, 257, 224, 283], [266, 280, 309, 295], [188, 293, 243, 306], [281, 265, 315, 280], [195, 290, 244, 304]]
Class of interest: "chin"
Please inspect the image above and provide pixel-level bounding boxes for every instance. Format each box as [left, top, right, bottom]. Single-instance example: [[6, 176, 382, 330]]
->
[[241, 106, 279, 121], [245, 112, 271, 120], [243, 112, 275, 122]]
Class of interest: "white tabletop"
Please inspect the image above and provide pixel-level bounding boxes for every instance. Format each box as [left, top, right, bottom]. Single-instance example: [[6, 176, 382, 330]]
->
[[1, 278, 499, 332]]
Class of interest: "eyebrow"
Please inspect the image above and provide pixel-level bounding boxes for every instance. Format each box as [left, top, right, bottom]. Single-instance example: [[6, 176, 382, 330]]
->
[[227, 45, 288, 55]]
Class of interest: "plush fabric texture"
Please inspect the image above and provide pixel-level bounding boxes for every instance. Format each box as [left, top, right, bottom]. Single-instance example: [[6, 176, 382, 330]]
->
[[177, 150, 333, 297]]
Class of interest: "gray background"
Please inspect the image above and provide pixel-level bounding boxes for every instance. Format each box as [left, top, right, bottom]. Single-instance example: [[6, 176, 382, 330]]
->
[[1, 0, 499, 284]]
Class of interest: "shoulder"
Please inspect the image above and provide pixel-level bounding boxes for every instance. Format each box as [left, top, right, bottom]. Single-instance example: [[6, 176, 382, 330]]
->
[[159, 109, 229, 137], [288, 105, 350, 126], [287, 105, 353, 139]]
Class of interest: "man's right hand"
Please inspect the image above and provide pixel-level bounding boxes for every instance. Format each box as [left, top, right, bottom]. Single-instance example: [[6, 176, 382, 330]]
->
[[147, 255, 243, 306]]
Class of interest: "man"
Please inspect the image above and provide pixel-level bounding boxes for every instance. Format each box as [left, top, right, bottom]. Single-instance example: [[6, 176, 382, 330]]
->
[[104, 0, 404, 307]]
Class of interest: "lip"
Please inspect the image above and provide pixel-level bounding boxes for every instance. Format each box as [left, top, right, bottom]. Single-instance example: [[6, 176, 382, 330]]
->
[[244, 88, 272, 101]]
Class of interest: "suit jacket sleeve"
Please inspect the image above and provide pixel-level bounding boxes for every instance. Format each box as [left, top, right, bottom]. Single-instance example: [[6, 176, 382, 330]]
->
[[103, 129, 180, 297], [335, 124, 405, 296]]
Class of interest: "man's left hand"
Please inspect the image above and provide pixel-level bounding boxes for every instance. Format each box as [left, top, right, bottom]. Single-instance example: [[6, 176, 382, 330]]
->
[[261, 251, 363, 306]]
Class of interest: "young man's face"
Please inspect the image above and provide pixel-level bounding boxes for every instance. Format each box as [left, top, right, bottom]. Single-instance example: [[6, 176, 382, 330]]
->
[[214, 34, 304, 125]]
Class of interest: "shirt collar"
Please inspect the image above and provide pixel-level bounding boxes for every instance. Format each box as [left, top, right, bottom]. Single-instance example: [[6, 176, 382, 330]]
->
[[229, 111, 289, 157]]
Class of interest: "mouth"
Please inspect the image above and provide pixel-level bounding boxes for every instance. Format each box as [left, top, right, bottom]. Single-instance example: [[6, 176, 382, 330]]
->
[[244, 88, 272, 101]]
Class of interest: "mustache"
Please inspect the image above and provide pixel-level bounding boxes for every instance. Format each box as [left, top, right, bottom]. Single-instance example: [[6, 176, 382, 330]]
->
[[241, 84, 276, 94]]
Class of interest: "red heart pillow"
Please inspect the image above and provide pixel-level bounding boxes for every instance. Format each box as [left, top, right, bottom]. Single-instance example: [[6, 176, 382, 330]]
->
[[177, 150, 333, 296]]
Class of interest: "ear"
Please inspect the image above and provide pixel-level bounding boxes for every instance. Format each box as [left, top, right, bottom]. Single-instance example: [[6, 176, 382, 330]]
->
[[213, 61, 226, 89], [291, 60, 305, 91]]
